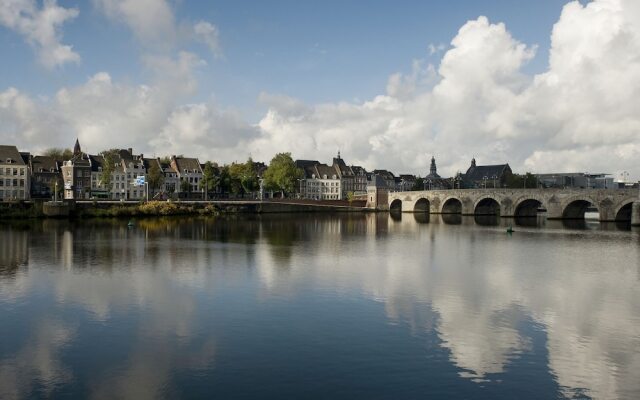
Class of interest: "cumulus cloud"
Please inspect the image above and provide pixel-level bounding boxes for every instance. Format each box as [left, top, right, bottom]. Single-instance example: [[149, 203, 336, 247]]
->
[[193, 21, 222, 58], [0, 0, 80, 68], [252, 1, 640, 178], [92, 0, 223, 57], [2, 0, 640, 178], [92, 0, 175, 45]]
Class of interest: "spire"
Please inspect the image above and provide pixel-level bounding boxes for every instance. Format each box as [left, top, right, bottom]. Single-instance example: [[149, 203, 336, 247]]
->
[[337, 150, 341, 159], [430, 156, 437, 176], [471, 157, 476, 168], [73, 138, 81, 156]]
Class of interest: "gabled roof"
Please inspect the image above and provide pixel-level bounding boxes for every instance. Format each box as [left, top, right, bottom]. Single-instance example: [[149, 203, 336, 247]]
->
[[314, 163, 339, 179], [465, 164, 511, 181], [173, 157, 202, 173], [373, 169, 396, 180], [31, 155, 59, 173], [0, 145, 27, 165]]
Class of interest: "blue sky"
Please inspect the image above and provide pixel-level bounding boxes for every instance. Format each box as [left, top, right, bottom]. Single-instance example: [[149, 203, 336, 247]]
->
[[0, 0, 638, 179], [1, 0, 567, 116]]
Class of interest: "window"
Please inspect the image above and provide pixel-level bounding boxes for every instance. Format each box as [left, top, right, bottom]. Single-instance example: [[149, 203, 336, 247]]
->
[[13, 168, 18, 175], [20, 168, 24, 176]]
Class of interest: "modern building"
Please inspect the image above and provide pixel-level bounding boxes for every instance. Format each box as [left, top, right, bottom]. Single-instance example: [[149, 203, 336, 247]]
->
[[536, 173, 614, 189], [0, 145, 30, 201]]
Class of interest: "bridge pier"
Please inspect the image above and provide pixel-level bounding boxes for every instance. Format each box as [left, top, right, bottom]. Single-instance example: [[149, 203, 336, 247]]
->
[[632, 202, 640, 226]]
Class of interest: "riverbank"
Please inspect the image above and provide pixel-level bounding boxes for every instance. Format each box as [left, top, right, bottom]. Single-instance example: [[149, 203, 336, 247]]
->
[[0, 200, 368, 219]]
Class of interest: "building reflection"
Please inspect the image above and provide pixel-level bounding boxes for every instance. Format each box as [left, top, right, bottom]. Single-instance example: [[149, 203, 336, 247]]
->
[[0, 214, 638, 399]]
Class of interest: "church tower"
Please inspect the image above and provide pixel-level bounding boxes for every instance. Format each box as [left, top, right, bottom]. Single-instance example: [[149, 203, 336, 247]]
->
[[430, 156, 437, 176], [73, 138, 82, 156]]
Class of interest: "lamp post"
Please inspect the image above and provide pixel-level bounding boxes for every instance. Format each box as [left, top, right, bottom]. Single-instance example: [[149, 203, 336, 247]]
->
[[483, 176, 488, 189]]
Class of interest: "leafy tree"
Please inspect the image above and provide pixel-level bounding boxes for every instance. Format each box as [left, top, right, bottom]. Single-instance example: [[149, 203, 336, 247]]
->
[[262, 153, 303, 197], [505, 172, 538, 188], [147, 161, 165, 196], [99, 149, 120, 194], [44, 148, 73, 160], [200, 161, 220, 199], [218, 165, 232, 195], [229, 157, 259, 197]]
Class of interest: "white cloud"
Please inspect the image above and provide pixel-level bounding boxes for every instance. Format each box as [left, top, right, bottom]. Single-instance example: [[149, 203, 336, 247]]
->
[[2, 0, 640, 178], [193, 21, 222, 58], [251, 1, 640, 178], [0, 0, 80, 68], [92, 0, 175, 45], [93, 0, 223, 57]]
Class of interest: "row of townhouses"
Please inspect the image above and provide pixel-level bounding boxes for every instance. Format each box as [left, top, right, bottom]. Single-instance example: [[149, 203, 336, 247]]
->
[[1, 139, 626, 203], [0, 141, 206, 202]]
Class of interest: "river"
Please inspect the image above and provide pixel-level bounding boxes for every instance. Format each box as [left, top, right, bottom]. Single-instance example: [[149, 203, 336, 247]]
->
[[1, 214, 639, 399]]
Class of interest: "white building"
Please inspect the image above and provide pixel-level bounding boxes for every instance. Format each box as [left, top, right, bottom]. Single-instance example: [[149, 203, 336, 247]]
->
[[0, 145, 30, 201]]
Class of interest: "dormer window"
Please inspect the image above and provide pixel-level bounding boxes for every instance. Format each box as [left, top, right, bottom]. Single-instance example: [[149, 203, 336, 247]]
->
[[6, 158, 12, 164]]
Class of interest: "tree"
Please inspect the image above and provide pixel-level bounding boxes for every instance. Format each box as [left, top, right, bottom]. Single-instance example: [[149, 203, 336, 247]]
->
[[505, 172, 538, 189], [99, 149, 120, 195], [147, 161, 165, 197], [262, 153, 303, 197], [228, 157, 259, 197], [200, 161, 220, 199], [44, 148, 73, 160]]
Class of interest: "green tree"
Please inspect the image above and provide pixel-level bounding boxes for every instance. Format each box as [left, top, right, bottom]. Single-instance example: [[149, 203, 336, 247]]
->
[[228, 157, 259, 197], [200, 161, 220, 199], [147, 161, 165, 197], [44, 148, 73, 160], [262, 153, 303, 197], [99, 149, 120, 195], [505, 172, 538, 188]]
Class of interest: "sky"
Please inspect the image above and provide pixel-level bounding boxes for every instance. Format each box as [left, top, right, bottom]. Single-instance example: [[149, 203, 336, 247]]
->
[[0, 0, 639, 180]]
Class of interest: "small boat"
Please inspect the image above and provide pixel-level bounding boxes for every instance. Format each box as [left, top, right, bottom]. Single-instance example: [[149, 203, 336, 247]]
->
[[506, 226, 514, 234], [127, 220, 135, 228]]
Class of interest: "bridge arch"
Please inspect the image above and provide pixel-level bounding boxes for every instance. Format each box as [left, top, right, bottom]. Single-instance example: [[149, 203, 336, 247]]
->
[[513, 197, 545, 217], [441, 197, 462, 214], [614, 201, 634, 221], [562, 196, 599, 219], [390, 199, 402, 212], [414, 198, 430, 213], [474, 197, 501, 215]]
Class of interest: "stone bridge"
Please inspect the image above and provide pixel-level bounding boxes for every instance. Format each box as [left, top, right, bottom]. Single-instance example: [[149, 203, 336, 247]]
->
[[387, 188, 640, 222]]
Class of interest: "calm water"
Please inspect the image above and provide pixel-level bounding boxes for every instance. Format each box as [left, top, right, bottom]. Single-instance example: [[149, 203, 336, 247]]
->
[[1, 214, 639, 399]]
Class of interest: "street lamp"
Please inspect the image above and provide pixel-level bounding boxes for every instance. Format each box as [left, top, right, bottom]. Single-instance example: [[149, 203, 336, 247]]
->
[[492, 174, 497, 188], [483, 176, 488, 189]]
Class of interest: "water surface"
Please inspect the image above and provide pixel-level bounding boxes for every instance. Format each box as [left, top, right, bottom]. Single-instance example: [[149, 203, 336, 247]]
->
[[1, 214, 639, 399]]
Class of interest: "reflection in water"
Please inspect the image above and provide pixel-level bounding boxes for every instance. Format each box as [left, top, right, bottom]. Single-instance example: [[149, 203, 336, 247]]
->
[[474, 215, 500, 226], [0, 215, 639, 399], [441, 213, 462, 225]]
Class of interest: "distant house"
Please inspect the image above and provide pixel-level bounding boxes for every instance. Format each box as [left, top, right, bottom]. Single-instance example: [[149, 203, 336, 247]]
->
[[296, 153, 368, 200], [0, 145, 30, 201], [61, 140, 92, 200], [370, 170, 396, 191], [30, 155, 60, 199], [170, 156, 203, 198], [396, 175, 416, 192], [462, 158, 512, 189]]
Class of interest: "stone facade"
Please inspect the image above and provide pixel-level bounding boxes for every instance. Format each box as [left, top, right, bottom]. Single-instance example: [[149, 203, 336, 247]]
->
[[386, 188, 639, 222]]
